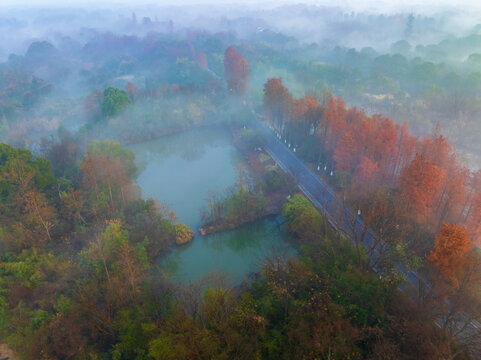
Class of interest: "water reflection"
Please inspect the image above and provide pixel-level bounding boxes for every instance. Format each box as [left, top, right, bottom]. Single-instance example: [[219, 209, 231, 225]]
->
[[129, 127, 297, 284], [128, 127, 241, 229], [130, 127, 233, 173], [161, 216, 295, 284]]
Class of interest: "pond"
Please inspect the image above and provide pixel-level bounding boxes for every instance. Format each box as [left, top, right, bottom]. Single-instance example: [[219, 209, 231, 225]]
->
[[128, 127, 296, 284]]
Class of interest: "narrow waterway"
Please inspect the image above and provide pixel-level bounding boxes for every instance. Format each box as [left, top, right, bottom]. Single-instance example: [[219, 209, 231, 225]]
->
[[128, 127, 295, 284]]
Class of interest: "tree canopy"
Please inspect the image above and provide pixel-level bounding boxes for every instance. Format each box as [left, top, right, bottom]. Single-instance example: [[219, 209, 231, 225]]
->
[[101, 86, 132, 118]]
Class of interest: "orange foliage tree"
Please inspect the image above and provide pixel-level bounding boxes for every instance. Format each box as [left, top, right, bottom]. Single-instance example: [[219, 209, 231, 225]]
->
[[400, 154, 445, 224], [125, 81, 138, 101], [420, 133, 468, 227], [263, 77, 293, 134], [289, 96, 321, 144], [353, 156, 380, 193], [262, 79, 479, 264], [333, 131, 357, 174], [427, 223, 472, 286], [224, 46, 250, 96], [0, 157, 57, 249], [349, 186, 408, 268], [317, 95, 346, 150], [79, 142, 135, 220], [391, 122, 417, 180]]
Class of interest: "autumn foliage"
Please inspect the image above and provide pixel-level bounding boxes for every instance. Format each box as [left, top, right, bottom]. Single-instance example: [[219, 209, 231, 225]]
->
[[400, 154, 445, 224], [125, 81, 138, 100], [262, 78, 481, 291], [263, 77, 292, 132], [224, 46, 250, 96], [263, 78, 476, 239], [427, 223, 472, 286]]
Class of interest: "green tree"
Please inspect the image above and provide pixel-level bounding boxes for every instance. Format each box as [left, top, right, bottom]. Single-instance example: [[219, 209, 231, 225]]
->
[[264, 165, 287, 193], [282, 194, 323, 243], [0, 143, 55, 199], [102, 87, 132, 118], [81, 219, 147, 291]]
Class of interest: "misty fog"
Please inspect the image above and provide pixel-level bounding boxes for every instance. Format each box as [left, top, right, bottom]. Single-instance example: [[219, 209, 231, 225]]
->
[[2, 1, 481, 359]]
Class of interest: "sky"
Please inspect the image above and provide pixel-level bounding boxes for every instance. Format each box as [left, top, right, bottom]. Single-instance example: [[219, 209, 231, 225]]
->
[[0, 0, 478, 24], [0, 0, 480, 10]]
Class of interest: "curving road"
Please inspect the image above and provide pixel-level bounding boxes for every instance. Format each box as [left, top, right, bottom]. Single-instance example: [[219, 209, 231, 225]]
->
[[251, 118, 481, 352], [252, 119, 420, 283]]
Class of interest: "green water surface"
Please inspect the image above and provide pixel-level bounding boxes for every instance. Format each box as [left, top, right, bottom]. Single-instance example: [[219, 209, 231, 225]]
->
[[128, 127, 295, 284]]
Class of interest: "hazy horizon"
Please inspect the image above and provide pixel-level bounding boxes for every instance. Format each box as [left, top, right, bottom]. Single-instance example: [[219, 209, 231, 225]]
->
[[2, 0, 481, 13]]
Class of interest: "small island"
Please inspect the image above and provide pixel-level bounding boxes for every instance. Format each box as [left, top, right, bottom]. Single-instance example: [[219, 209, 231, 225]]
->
[[174, 223, 195, 245]]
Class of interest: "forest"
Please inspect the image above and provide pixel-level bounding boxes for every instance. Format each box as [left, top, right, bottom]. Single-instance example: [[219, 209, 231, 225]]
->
[[1, 1, 481, 359]]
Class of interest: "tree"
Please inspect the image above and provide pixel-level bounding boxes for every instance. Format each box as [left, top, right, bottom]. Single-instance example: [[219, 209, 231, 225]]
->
[[42, 127, 78, 179], [264, 166, 288, 193], [102, 87, 132, 118], [22, 188, 55, 243], [224, 46, 250, 96], [288, 96, 321, 144], [333, 131, 357, 173], [87, 140, 137, 178], [420, 131, 452, 170], [81, 154, 127, 217], [426, 224, 481, 349], [262, 254, 296, 320], [263, 78, 293, 134], [355, 187, 410, 270], [79, 141, 136, 219], [0, 143, 55, 196], [400, 154, 445, 224], [282, 194, 323, 243], [427, 223, 472, 286], [122, 199, 176, 256], [433, 165, 468, 228], [392, 122, 417, 181], [81, 219, 148, 303], [125, 82, 138, 101], [368, 116, 398, 183], [352, 156, 380, 193], [0, 145, 57, 251], [419, 132, 468, 227], [59, 187, 86, 227], [317, 95, 346, 150], [174, 224, 194, 245]]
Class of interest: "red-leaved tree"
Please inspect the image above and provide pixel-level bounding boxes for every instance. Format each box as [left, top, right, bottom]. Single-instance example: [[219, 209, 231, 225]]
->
[[428, 223, 472, 286], [224, 46, 250, 97], [400, 154, 445, 225]]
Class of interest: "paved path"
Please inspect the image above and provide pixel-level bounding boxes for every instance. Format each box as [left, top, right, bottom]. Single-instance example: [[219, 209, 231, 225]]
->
[[251, 120, 481, 324], [251, 118, 481, 351], [252, 120, 419, 281]]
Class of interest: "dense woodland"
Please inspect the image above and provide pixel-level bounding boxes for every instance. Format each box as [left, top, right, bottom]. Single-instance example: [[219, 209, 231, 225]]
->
[[4, 6, 481, 159], [1, 138, 475, 359], [2, 3, 481, 359]]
